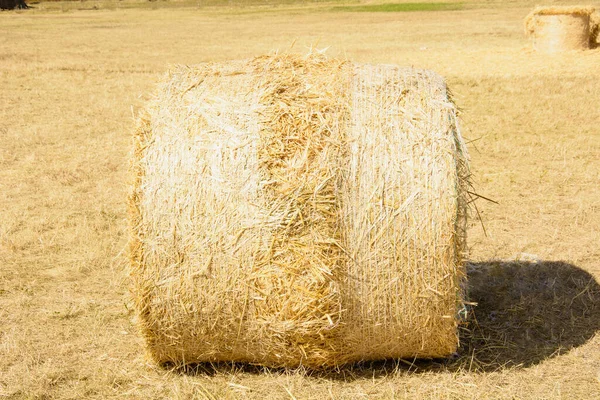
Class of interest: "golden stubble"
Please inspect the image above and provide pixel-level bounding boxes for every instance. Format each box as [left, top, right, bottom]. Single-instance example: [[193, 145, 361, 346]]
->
[[1, 1, 600, 399]]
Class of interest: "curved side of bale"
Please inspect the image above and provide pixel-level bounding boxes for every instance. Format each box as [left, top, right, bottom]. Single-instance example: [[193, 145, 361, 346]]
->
[[339, 64, 468, 361], [525, 6, 595, 52], [130, 61, 269, 366], [249, 55, 351, 365], [129, 54, 469, 368]]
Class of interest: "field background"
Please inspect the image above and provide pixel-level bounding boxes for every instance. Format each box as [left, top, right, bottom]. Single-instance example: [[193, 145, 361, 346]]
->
[[1, 0, 600, 398]]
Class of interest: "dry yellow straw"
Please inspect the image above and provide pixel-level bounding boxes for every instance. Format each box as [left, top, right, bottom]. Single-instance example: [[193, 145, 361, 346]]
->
[[129, 53, 470, 368], [525, 6, 596, 52]]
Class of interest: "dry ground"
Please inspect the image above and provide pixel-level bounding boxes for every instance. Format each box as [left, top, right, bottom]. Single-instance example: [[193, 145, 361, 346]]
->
[[1, 1, 600, 398]]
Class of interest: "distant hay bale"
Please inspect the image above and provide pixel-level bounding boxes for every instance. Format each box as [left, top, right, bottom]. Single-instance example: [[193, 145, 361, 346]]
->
[[525, 6, 596, 52], [129, 54, 470, 368]]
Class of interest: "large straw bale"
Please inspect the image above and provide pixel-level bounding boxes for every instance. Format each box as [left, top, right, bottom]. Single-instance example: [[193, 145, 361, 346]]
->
[[525, 6, 595, 52], [129, 54, 470, 368]]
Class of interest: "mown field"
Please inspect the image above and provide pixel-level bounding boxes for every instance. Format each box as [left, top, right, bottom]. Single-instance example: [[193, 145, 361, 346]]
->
[[1, 1, 600, 398]]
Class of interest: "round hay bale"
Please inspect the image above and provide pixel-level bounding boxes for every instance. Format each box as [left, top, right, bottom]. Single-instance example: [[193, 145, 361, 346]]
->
[[525, 6, 595, 52], [129, 54, 470, 368]]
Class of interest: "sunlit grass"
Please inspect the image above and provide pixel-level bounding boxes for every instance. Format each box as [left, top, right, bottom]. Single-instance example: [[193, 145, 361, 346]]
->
[[31, 0, 357, 12]]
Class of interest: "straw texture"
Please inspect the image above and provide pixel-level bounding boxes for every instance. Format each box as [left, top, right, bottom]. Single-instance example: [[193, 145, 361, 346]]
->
[[129, 54, 469, 368], [525, 6, 595, 52]]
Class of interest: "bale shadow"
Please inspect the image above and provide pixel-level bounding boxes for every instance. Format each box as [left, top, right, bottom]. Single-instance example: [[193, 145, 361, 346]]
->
[[451, 260, 600, 372], [175, 260, 600, 377]]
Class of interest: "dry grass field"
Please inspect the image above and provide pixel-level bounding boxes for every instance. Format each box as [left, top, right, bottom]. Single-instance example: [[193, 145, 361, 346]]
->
[[1, 0, 600, 398]]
